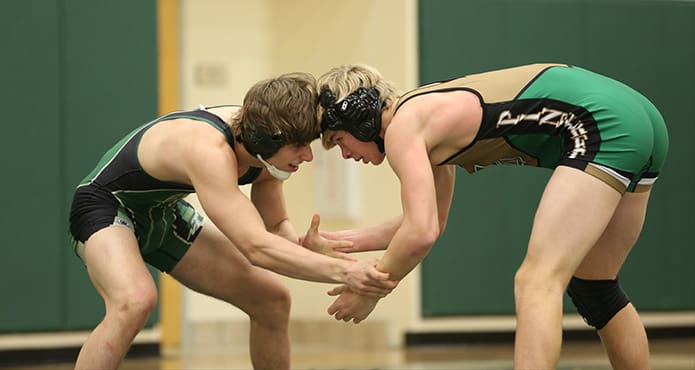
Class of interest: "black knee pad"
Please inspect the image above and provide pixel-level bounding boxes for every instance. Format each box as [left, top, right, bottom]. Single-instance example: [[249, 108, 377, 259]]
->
[[566, 276, 631, 330]]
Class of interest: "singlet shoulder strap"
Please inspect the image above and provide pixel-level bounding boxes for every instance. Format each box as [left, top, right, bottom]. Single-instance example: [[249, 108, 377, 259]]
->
[[162, 106, 263, 185], [394, 63, 568, 112], [163, 108, 237, 147]]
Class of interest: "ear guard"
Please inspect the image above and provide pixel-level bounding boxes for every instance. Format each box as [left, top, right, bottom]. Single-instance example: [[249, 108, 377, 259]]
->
[[237, 127, 286, 160], [320, 87, 385, 152]]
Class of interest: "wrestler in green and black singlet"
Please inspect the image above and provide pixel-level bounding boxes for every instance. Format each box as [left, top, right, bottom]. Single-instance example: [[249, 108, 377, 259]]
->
[[394, 63, 668, 194], [69, 106, 260, 272]]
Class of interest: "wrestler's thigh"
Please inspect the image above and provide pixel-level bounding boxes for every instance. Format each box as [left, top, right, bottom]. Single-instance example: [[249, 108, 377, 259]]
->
[[169, 219, 288, 313], [525, 166, 622, 278], [574, 191, 651, 279], [83, 226, 157, 303]]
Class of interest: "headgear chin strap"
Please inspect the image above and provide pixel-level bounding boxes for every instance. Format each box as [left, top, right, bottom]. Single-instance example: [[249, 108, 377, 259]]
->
[[320, 87, 385, 152], [235, 125, 291, 180], [256, 154, 291, 181]]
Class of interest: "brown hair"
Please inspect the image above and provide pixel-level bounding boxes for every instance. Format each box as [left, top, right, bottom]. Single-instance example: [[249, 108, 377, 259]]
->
[[235, 72, 319, 146]]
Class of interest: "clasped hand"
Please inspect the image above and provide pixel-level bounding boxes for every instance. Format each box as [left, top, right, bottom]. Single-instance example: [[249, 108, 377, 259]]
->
[[300, 214, 396, 297], [326, 285, 380, 324], [300, 214, 396, 321]]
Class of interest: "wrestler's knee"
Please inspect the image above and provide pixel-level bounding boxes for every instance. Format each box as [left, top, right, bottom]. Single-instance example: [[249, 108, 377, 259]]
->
[[248, 282, 291, 327], [107, 284, 158, 333], [514, 257, 568, 300], [567, 276, 630, 330]]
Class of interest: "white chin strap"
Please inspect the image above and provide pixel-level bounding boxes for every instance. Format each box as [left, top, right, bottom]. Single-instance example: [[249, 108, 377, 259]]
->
[[257, 154, 291, 181]]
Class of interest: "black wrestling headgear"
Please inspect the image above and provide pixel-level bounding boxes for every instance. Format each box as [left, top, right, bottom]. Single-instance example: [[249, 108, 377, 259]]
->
[[319, 87, 385, 152], [236, 126, 286, 159]]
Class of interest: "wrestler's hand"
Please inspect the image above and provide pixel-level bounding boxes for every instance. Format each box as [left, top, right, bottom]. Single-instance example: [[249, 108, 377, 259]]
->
[[327, 285, 380, 324], [341, 259, 397, 297], [299, 214, 355, 260]]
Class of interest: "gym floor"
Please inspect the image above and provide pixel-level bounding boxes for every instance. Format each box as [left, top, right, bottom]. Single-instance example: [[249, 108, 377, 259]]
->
[[3, 336, 694, 370]]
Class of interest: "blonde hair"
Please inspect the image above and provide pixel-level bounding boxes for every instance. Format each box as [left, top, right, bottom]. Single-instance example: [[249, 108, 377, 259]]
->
[[316, 64, 399, 149], [235, 72, 319, 146]]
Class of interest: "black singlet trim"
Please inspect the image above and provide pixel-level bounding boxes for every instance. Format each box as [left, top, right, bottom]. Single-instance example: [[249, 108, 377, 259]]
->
[[400, 65, 568, 166], [395, 87, 484, 114]]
